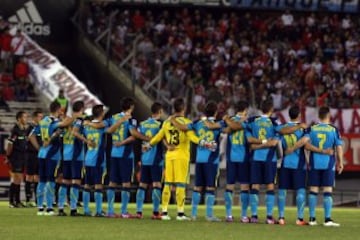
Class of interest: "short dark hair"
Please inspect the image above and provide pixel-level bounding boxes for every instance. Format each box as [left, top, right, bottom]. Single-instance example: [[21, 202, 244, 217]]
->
[[32, 109, 43, 117], [16, 111, 25, 120], [236, 101, 249, 112], [49, 101, 61, 113], [173, 98, 185, 113], [289, 105, 300, 119], [261, 99, 273, 114], [72, 101, 85, 112], [205, 101, 217, 117], [318, 106, 330, 120], [121, 97, 135, 111], [92, 105, 104, 118], [151, 102, 163, 114]]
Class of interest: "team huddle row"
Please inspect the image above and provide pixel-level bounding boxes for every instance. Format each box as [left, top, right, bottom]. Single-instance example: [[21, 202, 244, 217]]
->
[[7, 97, 343, 226]]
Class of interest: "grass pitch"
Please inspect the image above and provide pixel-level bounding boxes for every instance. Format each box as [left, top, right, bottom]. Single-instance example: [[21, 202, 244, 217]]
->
[[0, 202, 359, 240]]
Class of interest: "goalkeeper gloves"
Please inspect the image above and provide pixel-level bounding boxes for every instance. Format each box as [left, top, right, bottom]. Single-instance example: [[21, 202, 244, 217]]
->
[[199, 140, 217, 152]]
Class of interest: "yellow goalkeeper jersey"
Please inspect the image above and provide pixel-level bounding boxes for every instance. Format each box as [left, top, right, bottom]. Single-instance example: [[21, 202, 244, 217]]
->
[[150, 116, 200, 160]]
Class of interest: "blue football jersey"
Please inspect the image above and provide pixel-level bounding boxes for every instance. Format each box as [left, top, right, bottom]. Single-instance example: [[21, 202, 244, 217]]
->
[[139, 118, 163, 166], [63, 126, 74, 161], [37, 116, 61, 161], [227, 115, 251, 163], [72, 118, 85, 161], [309, 123, 343, 170], [192, 119, 225, 164], [109, 112, 137, 158], [83, 120, 107, 167], [247, 116, 281, 162], [280, 122, 308, 169]]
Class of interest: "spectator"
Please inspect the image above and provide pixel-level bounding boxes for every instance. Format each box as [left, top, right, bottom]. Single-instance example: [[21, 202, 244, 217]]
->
[[55, 89, 69, 114]]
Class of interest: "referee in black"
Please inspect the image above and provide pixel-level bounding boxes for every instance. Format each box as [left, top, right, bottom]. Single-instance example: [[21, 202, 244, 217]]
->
[[5, 111, 28, 208]]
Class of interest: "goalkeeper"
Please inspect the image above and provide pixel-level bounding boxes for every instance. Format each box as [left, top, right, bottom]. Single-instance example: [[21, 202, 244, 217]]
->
[[147, 98, 214, 221]]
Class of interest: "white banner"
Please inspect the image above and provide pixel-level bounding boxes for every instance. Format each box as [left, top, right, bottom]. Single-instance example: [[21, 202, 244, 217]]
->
[[276, 107, 360, 133], [22, 34, 103, 109]]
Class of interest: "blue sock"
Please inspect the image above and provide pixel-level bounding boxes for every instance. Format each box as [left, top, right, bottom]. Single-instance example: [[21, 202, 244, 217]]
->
[[250, 189, 259, 217], [240, 190, 249, 218], [152, 187, 161, 214], [83, 190, 90, 214], [205, 191, 215, 218], [94, 190, 103, 214], [224, 190, 233, 217], [266, 190, 275, 218], [106, 187, 115, 215], [70, 184, 80, 210], [36, 182, 46, 209], [58, 184, 68, 209], [45, 182, 55, 210], [308, 191, 318, 219], [191, 191, 201, 217], [277, 189, 286, 218], [121, 189, 130, 214], [296, 188, 306, 220], [136, 187, 146, 213], [323, 192, 333, 220]]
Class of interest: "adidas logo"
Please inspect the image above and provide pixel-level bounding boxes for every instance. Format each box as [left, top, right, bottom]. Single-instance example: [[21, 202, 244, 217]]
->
[[8, 1, 50, 36]]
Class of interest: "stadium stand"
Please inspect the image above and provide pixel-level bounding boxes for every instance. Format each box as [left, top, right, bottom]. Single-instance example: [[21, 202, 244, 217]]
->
[[81, 3, 359, 117]]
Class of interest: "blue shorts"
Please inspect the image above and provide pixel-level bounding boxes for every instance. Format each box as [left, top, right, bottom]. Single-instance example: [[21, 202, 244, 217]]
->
[[195, 162, 219, 187], [39, 158, 59, 182], [195, 163, 219, 187], [84, 166, 105, 185], [110, 157, 134, 184], [278, 167, 306, 190], [308, 168, 335, 187], [62, 160, 83, 180], [140, 165, 163, 184], [72, 160, 83, 180], [63, 161, 72, 180], [250, 161, 277, 185], [226, 161, 250, 185]]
